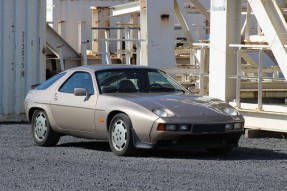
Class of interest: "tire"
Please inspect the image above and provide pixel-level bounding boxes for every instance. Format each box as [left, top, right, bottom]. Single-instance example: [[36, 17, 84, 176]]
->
[[31, 109, 60, 146], [108, 113, 135, 156], [207, 147, 233, 155]]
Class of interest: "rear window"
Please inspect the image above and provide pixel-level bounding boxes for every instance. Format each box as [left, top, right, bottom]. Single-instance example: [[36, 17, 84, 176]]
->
[[36, 72, 66, 90]]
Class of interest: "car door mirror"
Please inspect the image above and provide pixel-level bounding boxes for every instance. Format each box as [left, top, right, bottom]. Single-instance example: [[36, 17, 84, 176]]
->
[[74, 88, 90, 101]]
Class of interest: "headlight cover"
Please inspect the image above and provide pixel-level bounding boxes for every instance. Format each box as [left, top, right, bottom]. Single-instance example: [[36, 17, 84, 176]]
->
[[223, 107, 240, 116], [152, 108, 174, 117]]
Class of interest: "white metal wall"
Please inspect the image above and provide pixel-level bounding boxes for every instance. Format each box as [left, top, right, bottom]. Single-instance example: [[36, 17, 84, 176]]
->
[[53, 0, 135, 52], [140, 0, 176, 68], [0, 0, 46, 121]]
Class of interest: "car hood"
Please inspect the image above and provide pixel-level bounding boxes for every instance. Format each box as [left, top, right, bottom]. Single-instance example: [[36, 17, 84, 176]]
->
[[111, 93, 233, 117]]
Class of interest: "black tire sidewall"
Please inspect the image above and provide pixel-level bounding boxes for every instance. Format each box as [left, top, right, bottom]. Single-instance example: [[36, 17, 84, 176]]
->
[[31, 109, 59, 146], [108, 113, 134, 156]]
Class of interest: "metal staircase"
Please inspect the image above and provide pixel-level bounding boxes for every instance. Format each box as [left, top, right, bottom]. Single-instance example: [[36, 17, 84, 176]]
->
[[46, 24, 81, 71]]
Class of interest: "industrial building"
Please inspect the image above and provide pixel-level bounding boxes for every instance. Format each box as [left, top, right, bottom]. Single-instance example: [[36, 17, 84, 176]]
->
[[0, 0, 286, 135]]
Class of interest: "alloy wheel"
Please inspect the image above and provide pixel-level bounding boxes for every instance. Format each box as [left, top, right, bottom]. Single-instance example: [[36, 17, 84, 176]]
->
[[111, 120, 127, 151]]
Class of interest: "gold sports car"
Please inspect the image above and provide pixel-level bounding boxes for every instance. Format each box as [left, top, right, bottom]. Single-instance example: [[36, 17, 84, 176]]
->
[[24, 65, 244, 156]]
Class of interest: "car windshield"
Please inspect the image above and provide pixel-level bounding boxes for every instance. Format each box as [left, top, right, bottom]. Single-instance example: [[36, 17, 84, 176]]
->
[[95, 68, 186, 94]]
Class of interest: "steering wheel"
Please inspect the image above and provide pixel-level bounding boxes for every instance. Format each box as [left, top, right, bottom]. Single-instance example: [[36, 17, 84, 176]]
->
[[150, 83, 163, 88]]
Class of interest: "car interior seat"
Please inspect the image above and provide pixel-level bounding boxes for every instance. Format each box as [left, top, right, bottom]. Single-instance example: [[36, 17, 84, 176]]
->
[[118, 79, 137, 92], [137, 78, 146, 92]]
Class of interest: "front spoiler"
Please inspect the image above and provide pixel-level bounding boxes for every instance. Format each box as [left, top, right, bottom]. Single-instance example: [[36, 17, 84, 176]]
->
[[132, 128, 243, 150]]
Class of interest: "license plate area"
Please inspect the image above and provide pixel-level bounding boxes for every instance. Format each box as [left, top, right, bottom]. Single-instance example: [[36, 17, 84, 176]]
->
[[192, 124, 225, 134]]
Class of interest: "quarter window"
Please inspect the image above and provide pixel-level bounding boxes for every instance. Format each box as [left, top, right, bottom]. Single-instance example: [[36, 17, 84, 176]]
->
[[36, 72, 66, 90]]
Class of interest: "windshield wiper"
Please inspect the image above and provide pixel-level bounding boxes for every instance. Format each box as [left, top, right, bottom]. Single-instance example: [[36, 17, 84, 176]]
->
[[148, 87, 185, 93], [174, 89, 186, 93]]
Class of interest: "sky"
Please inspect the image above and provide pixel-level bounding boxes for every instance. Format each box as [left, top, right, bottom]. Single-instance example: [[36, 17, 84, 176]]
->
[[47, 0, 53, 22]]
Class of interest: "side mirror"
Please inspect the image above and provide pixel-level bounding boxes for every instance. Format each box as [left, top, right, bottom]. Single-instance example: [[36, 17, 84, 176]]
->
[[74, 88, 90, 101]]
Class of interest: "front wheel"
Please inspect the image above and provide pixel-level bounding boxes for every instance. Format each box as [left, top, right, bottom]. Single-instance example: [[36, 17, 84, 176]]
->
[[31, 109, 60, 146], [108, 113, 135, 156]]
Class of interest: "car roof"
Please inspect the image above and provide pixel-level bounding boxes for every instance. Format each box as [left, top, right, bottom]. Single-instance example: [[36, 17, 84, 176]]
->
[[68, 65, 159, 73]]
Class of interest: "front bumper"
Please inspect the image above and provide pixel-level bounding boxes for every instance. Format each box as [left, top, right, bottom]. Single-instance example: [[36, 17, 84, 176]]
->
[[133, 129, 243, 150], [153, 130, 243, 150], [132, 116, 244, 150]]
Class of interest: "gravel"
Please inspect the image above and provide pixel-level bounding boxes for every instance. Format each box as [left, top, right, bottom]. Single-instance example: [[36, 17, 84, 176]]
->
[[0, 123, 287, 191]]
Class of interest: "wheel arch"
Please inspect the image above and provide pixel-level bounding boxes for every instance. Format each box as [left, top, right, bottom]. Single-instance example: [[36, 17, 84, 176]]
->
[[106, 110, 128, 131], [28, 107, 43, 122]]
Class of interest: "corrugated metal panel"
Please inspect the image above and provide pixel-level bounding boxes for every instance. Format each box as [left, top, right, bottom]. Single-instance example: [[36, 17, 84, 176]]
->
[[0, 0, 46, 121]]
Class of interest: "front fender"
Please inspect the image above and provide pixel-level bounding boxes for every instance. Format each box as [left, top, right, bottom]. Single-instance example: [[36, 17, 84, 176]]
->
[[96, 95, 159, 143]]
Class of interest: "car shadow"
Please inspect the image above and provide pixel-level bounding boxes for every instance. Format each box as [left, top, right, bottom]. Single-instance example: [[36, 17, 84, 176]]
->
[[57, 140, 287, 161], [57, 140, 111, 152]]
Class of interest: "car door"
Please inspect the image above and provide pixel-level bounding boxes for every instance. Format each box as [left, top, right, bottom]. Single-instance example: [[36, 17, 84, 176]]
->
[[50, 71, 97, 132]]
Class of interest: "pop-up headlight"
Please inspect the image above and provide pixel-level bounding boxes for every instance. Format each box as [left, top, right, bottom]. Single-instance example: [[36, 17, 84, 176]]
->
[[223, 107, 239, 116], [152, 108, 174, 117]]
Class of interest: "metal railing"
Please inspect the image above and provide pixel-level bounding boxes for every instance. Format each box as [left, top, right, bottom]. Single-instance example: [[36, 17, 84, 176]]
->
[[91, 26, 143, 65], [229, 44, 285, 110]]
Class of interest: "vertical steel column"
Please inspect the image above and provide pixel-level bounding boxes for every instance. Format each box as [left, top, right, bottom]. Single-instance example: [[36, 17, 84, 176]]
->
[[78, 21, 86, 53], [103, 30, 112, 65], [117, 27, 122, 59], [199, 46, 205, 96], [140, 0, 176, 68], [273, 67, 280, 79], [58, 21, 65, 36], [130, 13, 138, 53], [101, 41, 107, 64], [189, 48, 196, 65], [136, 41, 141, 65], [136, 30, 141, 65], [236, 48, 242, 108], [258, 49, 263, 110], [57, 45, 65, 71], [189, 49, 193, 65], [124, 27, 131, 65], [81, 40, 89, 66], [209, 0, 241, 102], [245, 3, 251, 41]]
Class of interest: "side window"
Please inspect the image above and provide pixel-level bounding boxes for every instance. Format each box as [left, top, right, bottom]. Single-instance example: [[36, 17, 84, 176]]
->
[[59, 72, 94, 95]]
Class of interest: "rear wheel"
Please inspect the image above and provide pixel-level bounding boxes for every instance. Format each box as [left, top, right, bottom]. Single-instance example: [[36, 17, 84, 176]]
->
[[109, 113, 135, 156], [31, 109, 60, 146]]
